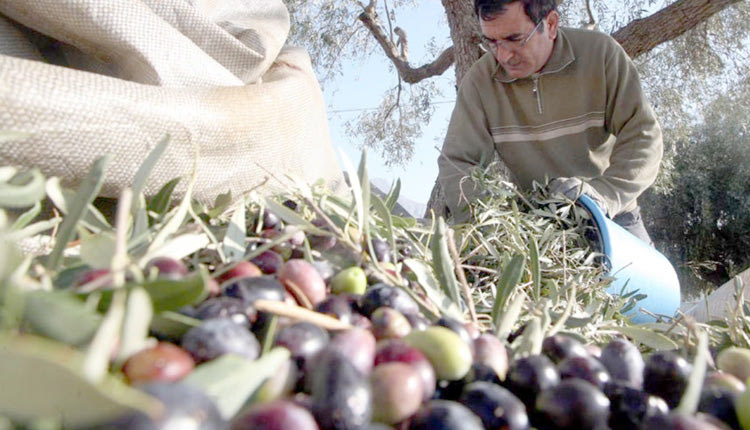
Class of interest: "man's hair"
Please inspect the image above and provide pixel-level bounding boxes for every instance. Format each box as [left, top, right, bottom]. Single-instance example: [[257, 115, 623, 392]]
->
[[474, 0, 557, 25]]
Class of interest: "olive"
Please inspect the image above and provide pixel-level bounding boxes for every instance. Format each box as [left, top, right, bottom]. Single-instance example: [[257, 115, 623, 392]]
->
[[222, 275, 286, 306], [74, 268, 111, 288], [360, 283, 419, 319], [214, 261, 262, 284], [261, 209, 282, 230], [473, 333, 509, 380], [194, 296, 255, 328], [311, 259, 337, 283], [704, 371, 746, 395], [122, 342, 194, 384], [404, 312, 429, 332], [314, 294, 360, 325], [404, 326, 473, 381], [542, 333, 589, 364], [231, 399, 319, 430], [643, 351, 693, 409], [599, 338, 645, 389], [534, 379, 610, 430], [326, 327, 377, 376], [642, 412, 734, 430], [698, 386, 740, 430], [504, 354, 560, 411], [370, 307, 412, 340], [408, 400, 484, 430], [370, 362, 424, 424], [436, 316, 473, 348], [375, 338, 436, 401], [181, 317, 260, 363], [716, 347, 750, 384], [277, 259, 327, 306], [557, 355, 611, 389], [330, 266, 368, 295], [274, 322, 330, 369], [144, 256, 189, 280], [436, 362, 502, 401], [308, 228, 338, 252], [250, 250, 285, 274], [282, 199, 298, 211], [603, 380, 669, 430], [459, 381, 529, 430], [370, 237, 392, 263], [309, 349, 372, 430]]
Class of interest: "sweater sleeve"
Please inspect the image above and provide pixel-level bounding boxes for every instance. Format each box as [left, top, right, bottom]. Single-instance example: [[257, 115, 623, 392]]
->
[[587, 39, 663, 217], [437, 76, 496, 223]]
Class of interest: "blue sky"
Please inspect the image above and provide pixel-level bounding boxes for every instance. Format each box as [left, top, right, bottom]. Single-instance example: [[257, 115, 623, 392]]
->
[[321, 3, 455, 208]]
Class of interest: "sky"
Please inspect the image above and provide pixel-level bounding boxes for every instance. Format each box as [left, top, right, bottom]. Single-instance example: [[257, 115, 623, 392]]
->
[[320, 3, 455, 211]]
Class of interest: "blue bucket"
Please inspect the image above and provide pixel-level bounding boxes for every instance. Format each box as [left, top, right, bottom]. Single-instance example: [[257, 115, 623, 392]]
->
[[576, 195, 681, 323]]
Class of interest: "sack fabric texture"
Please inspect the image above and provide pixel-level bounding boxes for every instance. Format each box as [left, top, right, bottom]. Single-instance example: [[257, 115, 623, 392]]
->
[[0, 0, 344, 203]]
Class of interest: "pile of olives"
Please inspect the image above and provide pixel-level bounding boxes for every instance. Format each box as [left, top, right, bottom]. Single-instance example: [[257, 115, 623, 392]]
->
[[80, 208, 750, 430]]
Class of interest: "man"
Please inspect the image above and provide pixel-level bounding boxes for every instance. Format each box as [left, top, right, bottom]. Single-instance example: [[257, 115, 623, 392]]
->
[[437, 0, 662, 244]]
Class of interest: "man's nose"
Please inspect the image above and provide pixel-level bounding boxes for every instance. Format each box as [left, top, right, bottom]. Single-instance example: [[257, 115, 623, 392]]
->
[[495, 45, 514, 62]]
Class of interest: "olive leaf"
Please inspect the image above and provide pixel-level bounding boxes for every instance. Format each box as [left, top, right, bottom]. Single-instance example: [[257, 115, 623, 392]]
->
[[611, 325, 679, 350], [491, 254, 526, 329], [183, 348, 291, 420], [223, 199, 247, 262], [147, 177, 181, 217], [23, 290, 101, 346], [0, 168, 46, 209], [429, 218, 461, 307], [0, 335, 161, 428], [45, 156, 111, 270]]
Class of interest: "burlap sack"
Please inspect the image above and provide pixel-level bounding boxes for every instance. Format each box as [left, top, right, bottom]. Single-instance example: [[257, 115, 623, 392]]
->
[[0, 0, 344, 204]]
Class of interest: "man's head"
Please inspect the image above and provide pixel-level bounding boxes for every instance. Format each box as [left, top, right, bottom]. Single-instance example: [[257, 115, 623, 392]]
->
[[474, 0, 559, 79]]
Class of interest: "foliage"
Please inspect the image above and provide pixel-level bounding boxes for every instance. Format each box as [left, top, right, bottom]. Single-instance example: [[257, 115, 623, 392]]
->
[[344, 80, 440, 166], [641, 77, 750, 297]]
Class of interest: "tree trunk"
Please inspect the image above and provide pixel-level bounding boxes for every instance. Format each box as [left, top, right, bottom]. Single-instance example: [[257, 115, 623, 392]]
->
[[425, 0, 488, 218], [423, 0, 743, 218], [440, 0, 482, 85]]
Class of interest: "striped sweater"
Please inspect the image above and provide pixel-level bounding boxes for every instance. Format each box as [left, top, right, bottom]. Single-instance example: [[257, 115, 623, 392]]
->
[[437, 27, 663, 222]]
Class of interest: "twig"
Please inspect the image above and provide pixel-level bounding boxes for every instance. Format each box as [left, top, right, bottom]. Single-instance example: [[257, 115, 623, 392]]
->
[[283, 279, 314, 310], [446, 228, 477, 324], [254, 300, 352, 331]]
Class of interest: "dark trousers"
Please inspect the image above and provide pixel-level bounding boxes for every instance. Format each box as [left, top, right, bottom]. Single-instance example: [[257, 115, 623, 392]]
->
[[613, 206, 652, 246]]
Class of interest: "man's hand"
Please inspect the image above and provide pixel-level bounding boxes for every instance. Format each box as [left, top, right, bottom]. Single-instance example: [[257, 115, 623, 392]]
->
[[547, 177, 610, 216]]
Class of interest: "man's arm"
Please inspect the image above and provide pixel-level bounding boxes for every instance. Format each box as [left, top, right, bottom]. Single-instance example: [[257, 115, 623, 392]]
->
[[437, 77, 496, 223], [588, 39, 663, 217]]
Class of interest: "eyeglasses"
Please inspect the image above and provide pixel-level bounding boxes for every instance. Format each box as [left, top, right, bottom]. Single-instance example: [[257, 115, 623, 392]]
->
[[480, 20, 543, 53]]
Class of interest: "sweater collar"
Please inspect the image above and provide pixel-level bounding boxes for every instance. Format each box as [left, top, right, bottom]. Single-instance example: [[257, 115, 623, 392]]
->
[[493, 27, 575, 83]]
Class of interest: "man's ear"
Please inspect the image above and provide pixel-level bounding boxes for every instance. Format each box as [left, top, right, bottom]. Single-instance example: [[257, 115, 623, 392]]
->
[[546, 10, 560, 39]]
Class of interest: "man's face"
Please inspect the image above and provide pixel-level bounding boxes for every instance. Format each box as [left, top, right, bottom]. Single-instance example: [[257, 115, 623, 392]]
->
[[479, 2, 558, 79]]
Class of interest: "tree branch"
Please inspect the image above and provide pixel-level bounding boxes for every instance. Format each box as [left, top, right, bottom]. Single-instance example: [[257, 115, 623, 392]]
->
[[612, 0, 743, 59], [358, 6, 455, 83]]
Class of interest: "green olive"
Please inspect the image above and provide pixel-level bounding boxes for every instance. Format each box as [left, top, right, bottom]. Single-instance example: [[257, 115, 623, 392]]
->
[[717, 346, 750, 383], [329, 266, 367, 295], [404, 325, 472, 381]]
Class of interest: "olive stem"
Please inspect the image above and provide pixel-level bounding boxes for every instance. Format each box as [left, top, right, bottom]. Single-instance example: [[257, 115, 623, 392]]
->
[[254, 300, 353, 331]]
